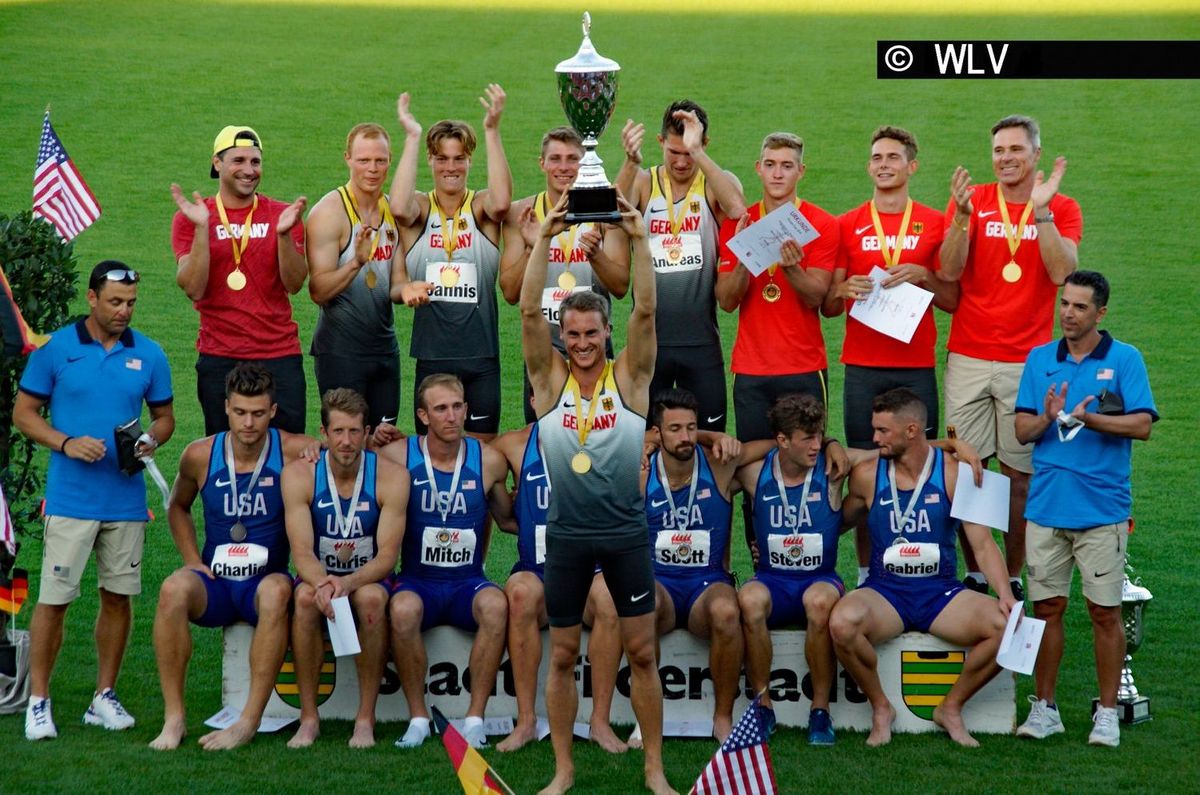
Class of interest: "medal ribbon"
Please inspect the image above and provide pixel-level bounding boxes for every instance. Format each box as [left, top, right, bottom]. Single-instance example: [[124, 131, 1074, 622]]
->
[[222, 430, 270, 528], [661, 168, 705, 236], [996, 186, 1035, 264], [537, 192, 581, 265], [215, 194, 258, 268], [324, 449, 367, 539], [772, 451, 814, 532], [887, 447, 935, 534], [654, 448, 700, 528], [420, 436, 466, 525], [568, 361, 611, 452], [869, 198, 914, 268], [433, 190, 469, 258]]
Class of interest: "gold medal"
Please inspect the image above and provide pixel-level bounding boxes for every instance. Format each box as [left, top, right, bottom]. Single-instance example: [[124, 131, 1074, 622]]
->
[[440, 266, 460, 288], [1002, 261, 1023, 283], [762, 282, 781, 302], [666, 238, 683, 262], [226, 269, 247, 291], [365, 269, 378, 289], [571, 451, 592, 474], [558, 270, 577, 290]]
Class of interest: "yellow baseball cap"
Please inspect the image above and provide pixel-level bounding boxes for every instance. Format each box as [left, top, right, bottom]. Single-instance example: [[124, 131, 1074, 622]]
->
[[210, 125, 262, 178]]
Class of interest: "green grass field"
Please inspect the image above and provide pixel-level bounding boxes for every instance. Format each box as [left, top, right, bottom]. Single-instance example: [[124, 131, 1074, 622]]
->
[[2, 1, 1198, 792]]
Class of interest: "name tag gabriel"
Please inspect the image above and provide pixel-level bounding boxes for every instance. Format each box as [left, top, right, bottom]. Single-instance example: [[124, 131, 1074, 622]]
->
[[211, 543, 269, 581], [767, 533, 824, 570], [883, 541, 940, 577], [421, 526, 477, 567], [650, 233, 703, 273]]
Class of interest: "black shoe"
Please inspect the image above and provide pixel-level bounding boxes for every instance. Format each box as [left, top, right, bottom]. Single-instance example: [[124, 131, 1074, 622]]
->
[[961, 576, 989, 595], [1010, 580, 1026, 602]]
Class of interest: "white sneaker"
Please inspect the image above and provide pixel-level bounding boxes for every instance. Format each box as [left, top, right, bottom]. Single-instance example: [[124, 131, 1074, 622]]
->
[[83, 688, 135, 731], [1088, 706, 1121, 747], [463, 721, 489, 749], [1016, 696, 1065, 739], [25, 697, 58, 740]]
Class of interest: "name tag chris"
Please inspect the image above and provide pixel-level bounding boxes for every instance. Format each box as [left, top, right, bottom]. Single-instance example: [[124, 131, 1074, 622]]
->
[[319, 536, 376, 574]]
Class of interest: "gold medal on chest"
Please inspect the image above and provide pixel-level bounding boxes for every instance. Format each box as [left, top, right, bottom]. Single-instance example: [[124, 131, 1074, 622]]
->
[[226, 269, 247, 291], [571, 451, 592, 474]]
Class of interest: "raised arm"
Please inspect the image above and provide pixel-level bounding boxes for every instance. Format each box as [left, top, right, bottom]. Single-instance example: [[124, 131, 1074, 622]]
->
[[519, 198, 569, 415], [1031, 157, 1078, 284], [614, 195, 655, 412], [614, 119, 650, 211], [674, 109, 745, 221], [477, 84, 512, 223], [388, 92, 425, 226], [276, 197, 309, 294], [171, 185, 212, 302], [584, 224, 631, 298], [499, 200, 536, 305], [938, 166, 973, 281]]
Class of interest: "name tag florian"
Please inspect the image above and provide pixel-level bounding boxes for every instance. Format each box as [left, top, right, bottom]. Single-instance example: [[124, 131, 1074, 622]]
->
[[883, 542, 941, 577], [421, 526, 477, 567], [766, 533, 824, 571], [211, 543, 269, 581], [655, 530, 711, 567]]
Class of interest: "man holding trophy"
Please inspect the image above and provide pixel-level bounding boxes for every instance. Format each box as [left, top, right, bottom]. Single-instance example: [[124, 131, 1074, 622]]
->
[[1014, 270, 1157, 747]]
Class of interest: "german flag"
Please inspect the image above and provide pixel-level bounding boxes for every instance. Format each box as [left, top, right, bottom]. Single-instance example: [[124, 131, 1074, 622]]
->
[[0, 569, 29, 614], [900, 649, 965, 720], [0, 264, 48, 356], [431, 706, 512, 795]]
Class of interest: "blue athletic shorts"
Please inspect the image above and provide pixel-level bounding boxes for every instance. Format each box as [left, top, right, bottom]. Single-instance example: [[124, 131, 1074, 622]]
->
[[390, 575, 500, 631], [194, 571, 268, 628], [863, 577, 964, 633], [748, 571, 845, 629], [659, 570, 734, 629]]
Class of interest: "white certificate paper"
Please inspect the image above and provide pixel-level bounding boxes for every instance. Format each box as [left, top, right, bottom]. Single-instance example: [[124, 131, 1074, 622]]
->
[[996, 602, 1046, 675], [327, 595, 361, 657], [725, 202, 820, 277], [204, 706, 295, 733], [950, 461, 1011, 532], [847, 266, 934, 343]]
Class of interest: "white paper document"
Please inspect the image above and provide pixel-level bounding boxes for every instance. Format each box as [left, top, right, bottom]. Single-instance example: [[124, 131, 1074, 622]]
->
[[327, 596, 361, 657], [950, 461, 1011, 532], [724, 202, 820, 277], [848, 266, 934, 343], [204, 705, 295, 733], [996, 602, 1046, 675]]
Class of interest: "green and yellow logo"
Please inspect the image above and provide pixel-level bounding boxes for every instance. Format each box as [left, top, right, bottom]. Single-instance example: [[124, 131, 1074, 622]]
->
[[900, 650, 964, 720], [274, 641, 336, 708]]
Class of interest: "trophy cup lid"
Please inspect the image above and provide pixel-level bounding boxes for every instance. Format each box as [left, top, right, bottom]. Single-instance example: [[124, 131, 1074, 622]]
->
[[555, 12, 619, 73]]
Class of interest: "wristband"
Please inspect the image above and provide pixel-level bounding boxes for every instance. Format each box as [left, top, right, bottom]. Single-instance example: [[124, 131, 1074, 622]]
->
[[60, 436, 73, 454], [821, 437, 839, 449], [1035, 211, 1054, 224], [952, 216, 969, 232]]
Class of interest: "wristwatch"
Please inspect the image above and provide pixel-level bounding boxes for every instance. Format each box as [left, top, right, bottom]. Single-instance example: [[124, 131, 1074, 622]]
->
[[1034, 210, 1054, 224]]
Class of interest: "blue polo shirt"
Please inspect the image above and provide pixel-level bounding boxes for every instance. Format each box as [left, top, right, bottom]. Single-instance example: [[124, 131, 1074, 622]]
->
[[19, 320, 173, 521], [1016, 331, 1157, 530]]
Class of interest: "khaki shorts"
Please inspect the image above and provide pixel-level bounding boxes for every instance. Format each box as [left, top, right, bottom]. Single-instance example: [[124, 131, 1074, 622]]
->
[[38, 516, 145, 605], [944, 353, 1031, 473], [1025, 520, 1128, 607]]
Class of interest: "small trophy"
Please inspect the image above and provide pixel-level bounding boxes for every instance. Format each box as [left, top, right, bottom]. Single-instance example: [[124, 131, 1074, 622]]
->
[[555, 11, 621, 224], [1093, 559, 1153, 724]]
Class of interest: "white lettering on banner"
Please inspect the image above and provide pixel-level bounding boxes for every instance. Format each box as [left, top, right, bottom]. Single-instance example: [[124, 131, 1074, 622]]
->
[[215, 222, 272, 241], [655, 530, 711, 566], [421, 526, 476, 567], [882, 541, 941, 576], [211, 543, 268, 581], [650, 232, 703, 273], [766, 533, 824, 570]]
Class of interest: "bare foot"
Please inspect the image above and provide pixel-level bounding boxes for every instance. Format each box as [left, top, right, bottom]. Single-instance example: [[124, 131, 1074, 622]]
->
[[644, 769, 679, 795], [199, 718, 258, 751], [626, 723, 643, 750], [589, 720, 628, 754], [712, 714, 733, 744], [497, 721, 538, 752], [933, 703, 980, 748], [537, 771, 574, 795], [866, 703, 896, 747], [149, 717, 187, 750], [287, 720, 320, 749], [349, 718, 375, 748]]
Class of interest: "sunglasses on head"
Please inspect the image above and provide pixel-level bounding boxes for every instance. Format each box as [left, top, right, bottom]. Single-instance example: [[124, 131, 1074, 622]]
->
[[92, 269, 139, 289]]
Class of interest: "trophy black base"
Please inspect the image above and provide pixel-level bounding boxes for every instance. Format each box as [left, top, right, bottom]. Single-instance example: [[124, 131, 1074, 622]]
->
[[1092, 696, 1152, 724], [566, 186, 620, 225]]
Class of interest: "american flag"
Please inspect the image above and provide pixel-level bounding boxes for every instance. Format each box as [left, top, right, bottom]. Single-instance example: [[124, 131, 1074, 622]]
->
[[33, 113, 101, 241], [690, 695, 778, 795]]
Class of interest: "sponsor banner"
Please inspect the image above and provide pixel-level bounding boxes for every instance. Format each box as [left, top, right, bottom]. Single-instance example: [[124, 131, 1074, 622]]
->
[[223, 626, 1013, 734]]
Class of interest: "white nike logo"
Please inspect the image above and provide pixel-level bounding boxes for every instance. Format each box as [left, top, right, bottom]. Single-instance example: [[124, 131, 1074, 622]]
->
[[380, 416, 397, 425], [525, 471, 547, 482], [650, 498, 671, 508], [469, 414, 490, 421], [316, 499, 336, 508], [630, 591, 650, 603], [878, 498, 895, 506], [213, 477, 232, 488], [855, 224, 875, 235], [762, 494, 780, 502], [977, 210, 997, 218], [705, 415, 724, 424], [413, 478, 431, 486]]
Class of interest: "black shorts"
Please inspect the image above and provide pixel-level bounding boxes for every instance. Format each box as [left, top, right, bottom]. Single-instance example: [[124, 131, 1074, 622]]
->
[[649, 343, 727, 432], [196, 354, 306, 436], [414, 357, 501, 435], [314, 352, 400, 430], [544, 531, 655, 628], [732, 370, 828, 442], [843, 365, 938, 449]]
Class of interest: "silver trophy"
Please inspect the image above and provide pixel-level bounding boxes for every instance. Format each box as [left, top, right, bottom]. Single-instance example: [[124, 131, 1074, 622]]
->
[[555, 11, 620, 224], [1094, 559, 1153, 724]]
